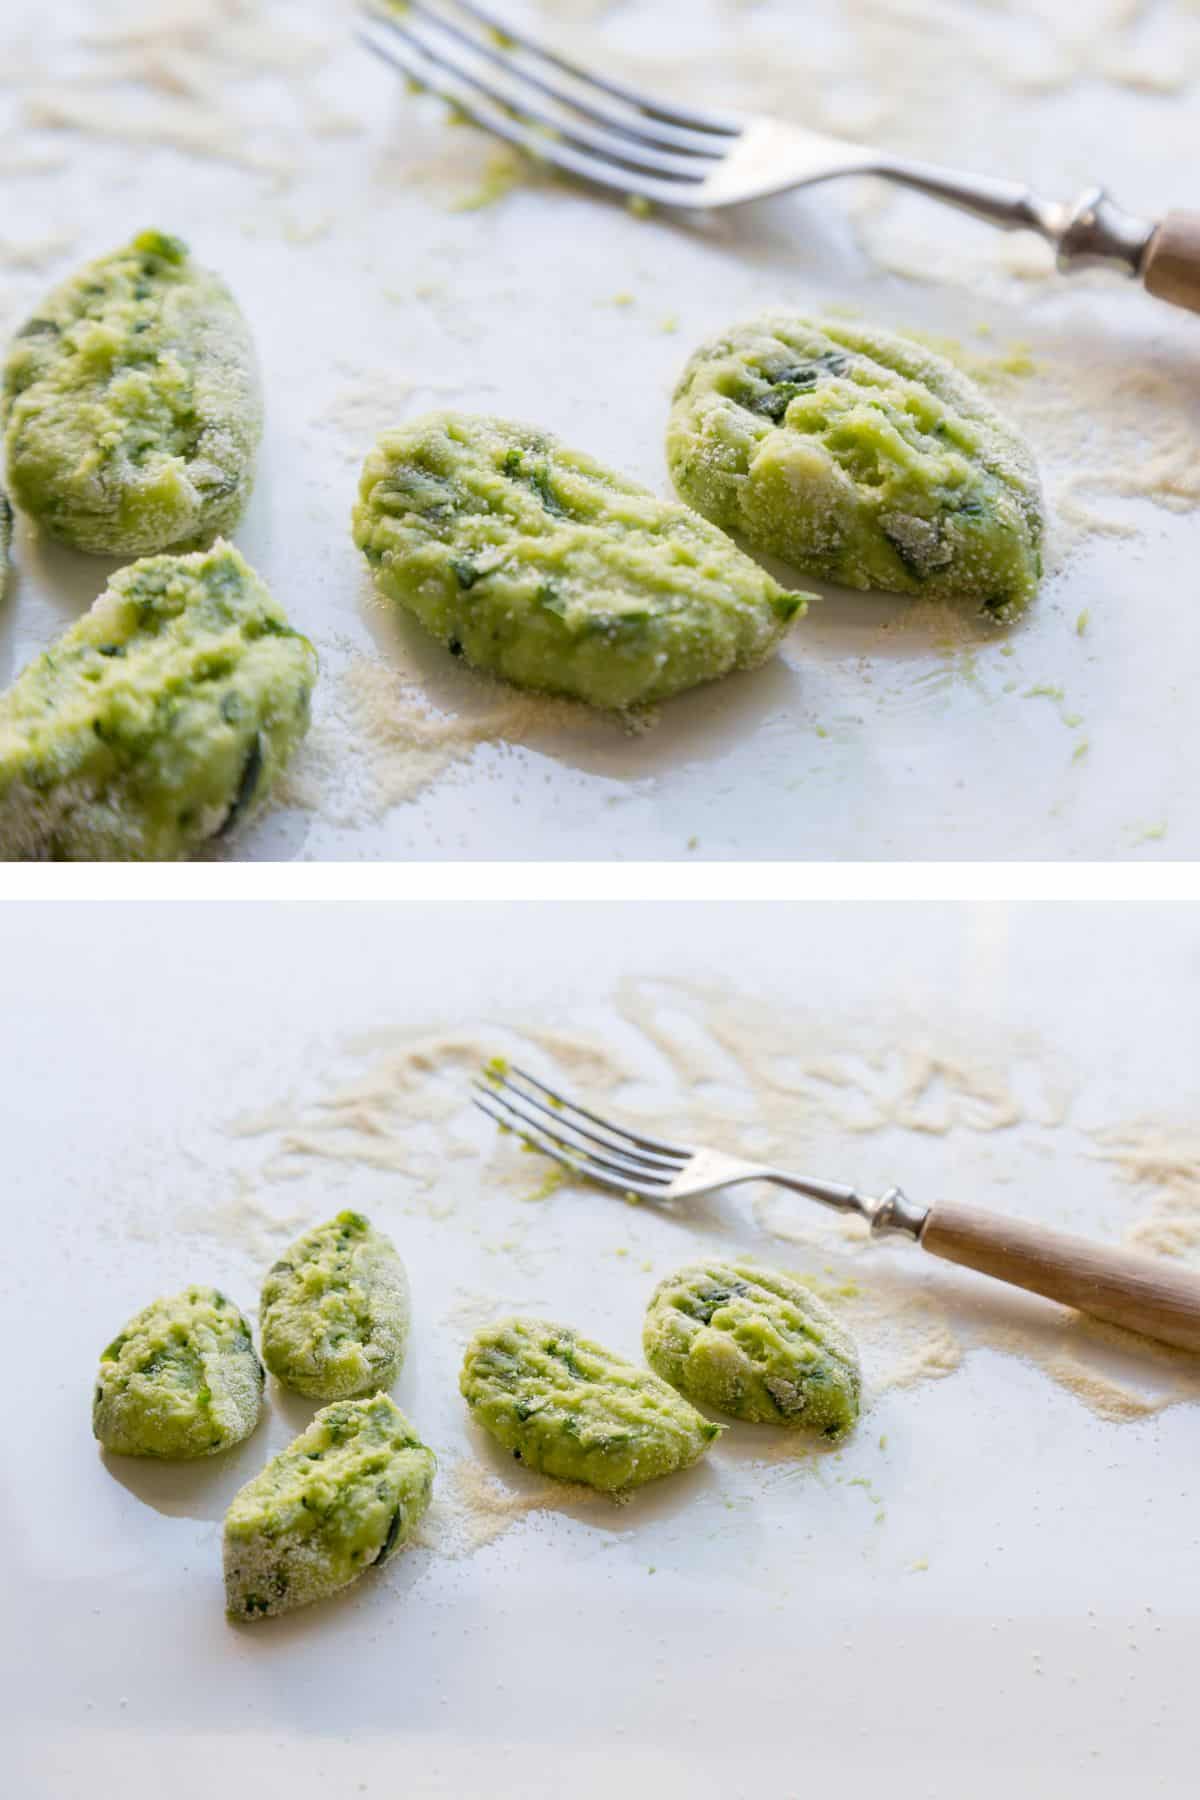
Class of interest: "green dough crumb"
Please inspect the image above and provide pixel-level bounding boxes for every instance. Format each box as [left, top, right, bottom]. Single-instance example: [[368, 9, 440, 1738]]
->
[[452, 148, 527, 213], [260, 1212, 410, 1401], [459, 1315, 722, 1492], [223, 1394, 435, 1619], [667, 312, 1043, 622], [0, 539, 317, 861], [93, 1286, 263, 1460], [352, 411, 807, 710], [520, 1165, 566, 1203], [3, 229, 261, 555], [643, 1258, 861, 1438]]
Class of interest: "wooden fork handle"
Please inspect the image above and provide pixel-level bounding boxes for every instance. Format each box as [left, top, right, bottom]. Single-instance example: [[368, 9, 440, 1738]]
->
[[920, 1199, 1200, 1353], [1142, 212, 1200, 315]]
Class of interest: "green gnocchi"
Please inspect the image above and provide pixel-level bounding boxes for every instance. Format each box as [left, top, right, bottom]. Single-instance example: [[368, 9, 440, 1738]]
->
[[0, 540, 316, 861], [92, 1286, 263, 1460], [668, 313, 1043, 621], [644, 1259, 861, 1438], [353, 411, 807, 710], [460, 1315, 721, 1492], [4, 230, 261, 556], [260, 1212, 411, 1401], [223, 1394, 436, 1619]]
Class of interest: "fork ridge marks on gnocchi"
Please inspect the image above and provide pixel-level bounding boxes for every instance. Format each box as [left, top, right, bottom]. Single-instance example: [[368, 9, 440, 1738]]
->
[[223, 1394, 437, 1620], [0, 540, 317, 861], [667, 312, 1044, 622], [260, 1212, 411, 1401], [352, 410, 809, 711], [92, 1286, 264, 1461], [643, 1259, 862, 1438], [3, 230, 261, 556], [459, 1315, 723, 1492]]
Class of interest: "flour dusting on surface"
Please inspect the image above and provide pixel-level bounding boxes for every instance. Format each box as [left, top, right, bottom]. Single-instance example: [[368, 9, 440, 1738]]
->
[[195, 976, 1200, 1449], [280, 654, 610, 824]]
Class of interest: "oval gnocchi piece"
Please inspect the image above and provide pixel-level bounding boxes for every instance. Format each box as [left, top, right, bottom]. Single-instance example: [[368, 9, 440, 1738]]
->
[[459, 1315, 721, 1493], [223, 1394, 436, 1619], [667, 313, 1043, 622], [0, 540, 316, 861], [3, 229, 261, 555], [644, 1259, 861, 1439], [352, 411, 807, 710], [92, 1286, 263, 1460], [260, 1212, 411, 1401]]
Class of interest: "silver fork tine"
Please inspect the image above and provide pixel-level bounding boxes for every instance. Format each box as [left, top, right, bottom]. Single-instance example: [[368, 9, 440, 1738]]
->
[[471, 1094, 672, 1198], [486, 1070, 686, 1169], [473, 1083, 677, 1184], [437, 0, 742, 138], [384, 8, 714, 182], [504, 1064, 692, 1158], [357, 15, 708, 205], [398, 0, 727, 158]]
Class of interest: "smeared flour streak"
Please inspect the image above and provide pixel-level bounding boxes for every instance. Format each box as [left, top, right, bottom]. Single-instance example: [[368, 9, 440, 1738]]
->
[[208, 974, 1200, 1495]]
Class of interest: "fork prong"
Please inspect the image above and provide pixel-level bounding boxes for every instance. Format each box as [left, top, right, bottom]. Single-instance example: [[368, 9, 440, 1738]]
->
[[471, 1096, 670, 1200], [436, 0, 743, 138], [363, 6, 711, 185], [474, 1084, 677, 1187], [358, 18, 710, 206], [504, 1064, 693, 1158], [484, 1071, 687, 1170], [397, 0, 727, 159]]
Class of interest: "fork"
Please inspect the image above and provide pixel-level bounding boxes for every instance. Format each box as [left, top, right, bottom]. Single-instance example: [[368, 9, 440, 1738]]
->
[[359, 0, 1200, 318], [473, 1062, 1200, 1355]]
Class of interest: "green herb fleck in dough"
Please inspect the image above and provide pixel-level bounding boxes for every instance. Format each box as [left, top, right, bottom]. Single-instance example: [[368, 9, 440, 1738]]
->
[[352, 411, 808, 710], [0, 491, 10, 601], [459, 1316, 722, 1492], [93, 1286, 263, 1460], [3, 230, 261, 556], [0, 539, 316, 861], [260, 1212, 410, 1401], [643, 1259, 861, 1438], [667, 313, 1044, 622], [223, 1394, 436, 1619]]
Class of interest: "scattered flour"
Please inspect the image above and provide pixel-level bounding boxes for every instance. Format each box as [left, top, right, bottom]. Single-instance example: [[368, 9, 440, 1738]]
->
[[1039, 1352, 1168, 1425], [421, 1454, 611, 1559], [207, 974, 1200, 1445], [19, 0, 351, 176], [172, 1178, 312, 1268], [876, 1315, 964, 1393], [1093, 1122, 1200, 1264], [0, 230, 77, 271], [282, 651, 642, 826]]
